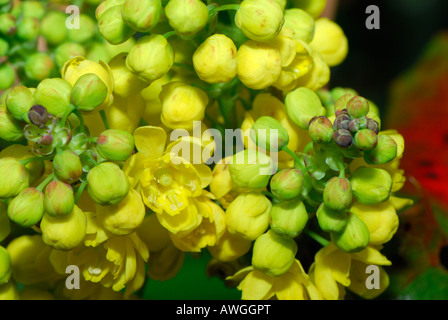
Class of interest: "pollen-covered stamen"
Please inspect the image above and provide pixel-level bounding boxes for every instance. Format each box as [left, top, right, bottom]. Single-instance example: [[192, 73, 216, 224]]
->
[[156, 168, 174, 187]]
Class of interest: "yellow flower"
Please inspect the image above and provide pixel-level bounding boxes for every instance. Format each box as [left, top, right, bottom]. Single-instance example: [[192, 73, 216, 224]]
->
[[140, 73, 172, 126], [108, 52, 148, 98], [209, 157, 240, 208], [208, 229, 252, 262], [228, 259, 322, 300], [282, 8, 315, 43]]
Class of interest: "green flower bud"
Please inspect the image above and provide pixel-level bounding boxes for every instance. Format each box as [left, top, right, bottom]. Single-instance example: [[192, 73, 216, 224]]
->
[[333, 129, 353, 148], [235, 0, 284, 42], [0, 38, 9, 56], [67, 14, 96, 43], [334, 93, 355, 114], [5, 85, 36, 121], [70, 73, 108, 113], [43, 181, 75, 217], [0, 246, 12, 285], [228, 149, 276, 190], [126, 34, 174, 82], [17, 16, 40, 41], [285, 87, 326, 129], [283, 8, 315, 42], [270, 198, 308, 238], [0, 64, 15, 90], [250, 116, 289, 152], [97, 4, 135, 45], [290, 0, 326, 18], [7, 187, 44, 227], [21, 1, 46, 19], [53, 150, 83, 183], [122, 0, 162, 32], [350, 167, 392, 205], [0, 105, 24, 141], [97, 129, 135, 161], [40, 11, 67, 46], [316, 203, 348, 233], [109, 52, 148, 97], [309, 116, 334, 143], [87, 162, 130, 205], [165, 0, 209, 38], [252, 230, 298, 277], [347, 96, 370, 119], [54, 42, 87, 70], [366, 118, 380, 135], [27, 105, 49, 128], [24, 53, 55, 82], [364, 135, 398, 165], [270, 168, 303, 200], [40, 205, 86, 250], [34, 78, 72, 117], [0, 14, 17, 35], [0, 157, 29, 199], [225, 192, 271, 241], [323, 177, 353, 211], [0, 202, 11, 242], [354, 129, 378, 151], [331, 212, 370, 253]]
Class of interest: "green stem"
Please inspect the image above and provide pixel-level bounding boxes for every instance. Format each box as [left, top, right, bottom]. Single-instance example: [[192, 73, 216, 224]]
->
[[74, 180, 87, 204], [262, 190, 276, 199], [99, 110, 110, 130], [36, 172, 55, 193], [338, 161, 346, 178], [73, 109, 85, 133], [303, 141, 314, 154], [20, 155, 53, 166], [283, 146, 306, 171], [211, 4, 240, 14], [173, 62, 195, 71], [304, 229, 330, 247], [162, 31, 177, 40]]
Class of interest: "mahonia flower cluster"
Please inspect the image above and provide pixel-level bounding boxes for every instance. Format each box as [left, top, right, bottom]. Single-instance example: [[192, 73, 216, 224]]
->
[[0, 0, 412, 300]]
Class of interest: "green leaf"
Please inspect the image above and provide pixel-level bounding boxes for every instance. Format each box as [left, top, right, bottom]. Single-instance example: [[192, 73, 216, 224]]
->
[[398, 267, 448, 300]]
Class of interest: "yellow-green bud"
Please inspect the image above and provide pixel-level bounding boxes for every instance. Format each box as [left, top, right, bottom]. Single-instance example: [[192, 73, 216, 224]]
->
[[67, 14, 96, 44], [54, 43, 86, 70], [0, 105, 24, 141], [0, 13, 17, 36], [347, 96, 370, 119], [126, 34, 174, 82], [270, 169, 303, 200], [21, 1, 46, 19], [0, 38, 9, 56], [364, 135, 398, 165], [290, 0, 327, 18], [270, 198, 308, 238], [40, 11, 67, 45], [122, 0, 162, 32], [308, 116, 334, 144], [53, 150, 83, 183], [97, 3, 135, 45], [70, 73, 108, 113], [350, 167, 392, 205], [24, 53, 55, 82], [250, 116, 289, 152], [97, 129, 135, 161], [87, 162, 130, 205], [17, 16, 40, 41], [0, 202, 11, 242], [283, 8, 315, 42], [225, 192, 272, 241], [34, 78, 72, 117], [331, 212, 370, 253], [40, 205, 86, 250], [252, 230, 298, 277], [5, 85, 36, 122], [0, 157, 29, 199], [235, 0, 284, 42], [323, 177, 353, 211], [165, 0, 209, 38], [108, 52, 148, 98], [285, 87, 326, 129], [229, 149, 275, 190], [7, 187, 44, 227], [354, 129, 378, 151], [316, 203, 348, 233], [0, 64, 15, 91], [0, 246, 12, 285], [43, 181, 75, 217]]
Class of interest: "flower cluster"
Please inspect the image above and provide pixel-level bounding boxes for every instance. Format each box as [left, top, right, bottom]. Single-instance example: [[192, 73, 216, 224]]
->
[[0, 0, 411, 300]]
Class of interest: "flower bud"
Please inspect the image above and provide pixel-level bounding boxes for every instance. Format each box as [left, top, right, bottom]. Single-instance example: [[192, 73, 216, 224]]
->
[[21, 1, 46, 19], [40, 205, 86, 250], [108, 52, 147, 98], [228, 149, 275, 191], [0, 246, 12, 285], [333, 114, 351, 130], [316, 203, 348, 233], [346, 96, 369, 119], [331, 212, 370, 253], [17, 16, 40, 41], [333, 129, 353, 148], [193, 34, 238, 84], [70, 73, 108, 113], [0, 38, 9, 56], [354, 129, 378, 151], [270, 169, 303, 200], [348, 118, 360, 132], [34, 78, 72, 117], [283, 8, 315, 42], [165, 0, 209, 38], [290, 0, 326, 18], [160, 81, 208, 130], [237, 40, 282, 90], [67, 14, 96, 44], [126, 34, 174, 82], [323, 177, 353, 211], [366, 118, 380, 135], [87, 162, 130, 205], [122, 0, 162, 32], [285, 87, 326, 129], [7, 188, 44, 227], [53, 150, 83, 183], [0, 202, 11, 242], [225, 192, 271, 241], [54, 42, 86, 70], [0, 157, 29, 199], [270, 198, 308, 238], [27, 105, 49, 129], [43, 181, 75, 217], [5, 85, 36, 121], [24, 53, 55, 82], [363, 135, 398, 165], [0, 13, 17, 35], [97, 3, 135, 45], [0, 105, 24, 141], [235, 0, 284, 41], [309, 116, 334, 143], [97, 129, 135, 161], [350, 167, 392, 205], [40, 11, 67, 45], [0, 64, 15, 90], [334, 94, 354, 113], [208, 230, 253, 262], [250, 116, 289, 152], [252, 230, 298, 277]]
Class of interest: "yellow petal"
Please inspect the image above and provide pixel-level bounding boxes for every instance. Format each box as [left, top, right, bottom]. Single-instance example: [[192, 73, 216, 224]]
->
[[133, 126, 167, 159], [352, 246, 392, 266], [239, 270, 275, 300]]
